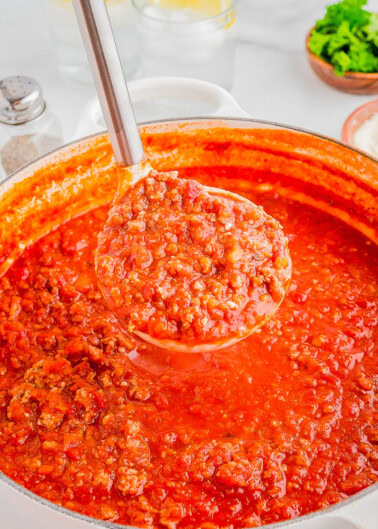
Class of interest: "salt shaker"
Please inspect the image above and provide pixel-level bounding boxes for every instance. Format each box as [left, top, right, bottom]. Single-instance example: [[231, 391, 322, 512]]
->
[[0, 75, 63, 180]]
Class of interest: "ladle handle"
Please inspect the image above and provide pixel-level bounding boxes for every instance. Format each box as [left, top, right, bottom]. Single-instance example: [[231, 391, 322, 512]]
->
[[72, 0, 144, 166]]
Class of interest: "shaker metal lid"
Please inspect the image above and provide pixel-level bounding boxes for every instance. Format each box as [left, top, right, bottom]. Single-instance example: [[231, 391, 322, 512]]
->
[[0, 76, 46, 125]]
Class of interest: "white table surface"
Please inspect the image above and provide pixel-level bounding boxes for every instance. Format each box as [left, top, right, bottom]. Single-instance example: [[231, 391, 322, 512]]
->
[[1, 2, 378, 529], [1, 0, 377, 144]]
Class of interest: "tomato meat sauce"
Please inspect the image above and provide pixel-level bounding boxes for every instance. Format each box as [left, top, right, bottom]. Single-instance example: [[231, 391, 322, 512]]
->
[[0, 163, 377, 527], [96, 170, 291, 347]]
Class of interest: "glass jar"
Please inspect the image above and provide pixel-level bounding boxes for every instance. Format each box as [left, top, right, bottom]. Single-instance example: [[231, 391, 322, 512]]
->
[[46, 0, 140, 83], [133, 0, 238, 91], [0, 76, 63, 181]]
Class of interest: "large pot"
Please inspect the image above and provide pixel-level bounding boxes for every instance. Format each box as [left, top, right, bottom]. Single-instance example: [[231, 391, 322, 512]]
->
[[0, 79, 377, 529]]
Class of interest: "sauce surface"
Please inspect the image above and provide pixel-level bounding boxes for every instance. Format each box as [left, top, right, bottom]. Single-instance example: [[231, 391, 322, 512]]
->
[[0, 166, 377, 528], [96, 170, 291, 347]]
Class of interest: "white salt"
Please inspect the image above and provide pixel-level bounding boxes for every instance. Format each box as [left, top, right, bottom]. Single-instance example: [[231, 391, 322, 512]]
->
[[353, 112, 378, 159]]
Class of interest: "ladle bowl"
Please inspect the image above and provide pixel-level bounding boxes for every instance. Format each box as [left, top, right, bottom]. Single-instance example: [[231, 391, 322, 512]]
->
[[73, 0, 291, 353]]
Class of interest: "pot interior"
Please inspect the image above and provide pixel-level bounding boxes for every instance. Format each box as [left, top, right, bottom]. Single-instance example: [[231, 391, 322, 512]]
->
[[0, 119, 377, 529], [0, 119, 377, 278]]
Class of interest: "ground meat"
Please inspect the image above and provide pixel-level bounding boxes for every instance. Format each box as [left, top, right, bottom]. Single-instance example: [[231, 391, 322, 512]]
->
[[96, 171, 291, 347], [0, 170, 376, 529]]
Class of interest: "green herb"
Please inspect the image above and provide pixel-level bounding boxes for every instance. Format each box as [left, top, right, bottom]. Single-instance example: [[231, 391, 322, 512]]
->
[[309, 0, 378, 75]]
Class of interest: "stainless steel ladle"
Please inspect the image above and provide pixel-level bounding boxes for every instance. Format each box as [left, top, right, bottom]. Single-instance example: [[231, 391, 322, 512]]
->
[[73, 0, 291, 353]]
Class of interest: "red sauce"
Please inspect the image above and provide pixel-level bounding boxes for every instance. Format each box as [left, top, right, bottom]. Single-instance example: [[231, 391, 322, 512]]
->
[[0, 166, 377, 528], [96, 170, 291, 347]]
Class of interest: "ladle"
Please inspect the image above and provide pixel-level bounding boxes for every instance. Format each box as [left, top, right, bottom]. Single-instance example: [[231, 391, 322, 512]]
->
[[73, 0, 291, 353]]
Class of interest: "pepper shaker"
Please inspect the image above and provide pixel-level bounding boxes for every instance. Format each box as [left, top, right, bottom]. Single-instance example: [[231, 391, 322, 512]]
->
[[0, 75, 63, 180]]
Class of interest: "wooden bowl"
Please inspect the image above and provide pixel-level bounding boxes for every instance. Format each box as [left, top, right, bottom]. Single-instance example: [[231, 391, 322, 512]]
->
[[306, 28, 378, 95], [342, 98, 378, 156]]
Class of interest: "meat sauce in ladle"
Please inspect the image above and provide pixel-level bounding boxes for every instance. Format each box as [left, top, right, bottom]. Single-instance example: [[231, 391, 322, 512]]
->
[[73, 0, 291, 353]]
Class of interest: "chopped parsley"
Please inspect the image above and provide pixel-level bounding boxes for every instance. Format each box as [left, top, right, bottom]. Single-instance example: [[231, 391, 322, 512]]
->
[[309, 0, 378, 75]]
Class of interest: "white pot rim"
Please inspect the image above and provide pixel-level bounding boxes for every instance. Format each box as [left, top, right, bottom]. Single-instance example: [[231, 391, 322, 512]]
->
[[1, 116, 377, 529]]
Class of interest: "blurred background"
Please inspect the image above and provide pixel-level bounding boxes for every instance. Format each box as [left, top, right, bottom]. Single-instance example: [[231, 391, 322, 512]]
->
[[0, 0, 377, 147]]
